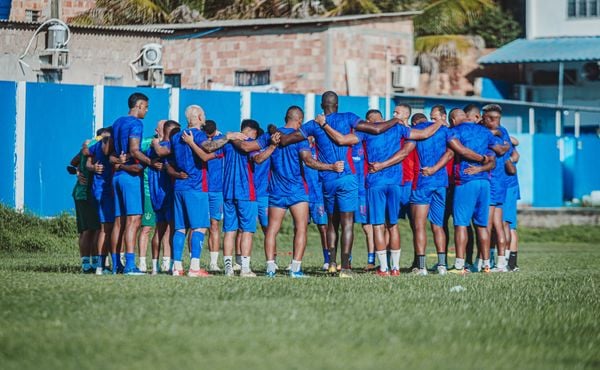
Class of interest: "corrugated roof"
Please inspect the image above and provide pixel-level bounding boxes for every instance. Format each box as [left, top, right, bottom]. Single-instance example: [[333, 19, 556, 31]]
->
[[132, 11, 421, 31], [0, 20, 174, 34], [478, 37, 600, 64]]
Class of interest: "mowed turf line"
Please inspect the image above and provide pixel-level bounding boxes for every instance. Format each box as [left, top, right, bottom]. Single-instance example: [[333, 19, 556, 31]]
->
[[0, 208, 599, 370]]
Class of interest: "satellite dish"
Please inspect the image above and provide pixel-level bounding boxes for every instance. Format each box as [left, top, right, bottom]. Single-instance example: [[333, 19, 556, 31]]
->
[[582, 61, 599, 81], [142, 44, 162, 66]]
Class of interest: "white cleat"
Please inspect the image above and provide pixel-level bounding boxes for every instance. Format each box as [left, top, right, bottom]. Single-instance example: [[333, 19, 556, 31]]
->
[[208, 263, 221, 272], [233, 263, 242, 271], [239, 270, 257, 278], [437, 265, 447, 276]]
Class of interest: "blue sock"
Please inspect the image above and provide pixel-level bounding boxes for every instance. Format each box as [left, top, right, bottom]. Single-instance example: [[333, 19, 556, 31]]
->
[[100, 255, 106, 269], [367, 252, 375, 264], [322, 249, 330, 264], [81, 256, 90, 267], [125, 252, 136, 270], [173, 231, 186, 262], [91, 255, 99, 268], [190, 231, 205, 259], [111, 253, 118, 270]]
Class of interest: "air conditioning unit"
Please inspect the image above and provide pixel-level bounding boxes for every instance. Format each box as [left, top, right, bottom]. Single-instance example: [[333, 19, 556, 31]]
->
[[129, 43, 164, 87], [392, 65, 420, 89]]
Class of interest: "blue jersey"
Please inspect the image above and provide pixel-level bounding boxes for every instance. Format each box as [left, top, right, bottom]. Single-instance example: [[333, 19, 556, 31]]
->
[[491, 126, 511, 188], [505, 145, 519, 188], [412, 122, 449, 189], [111, 116, 143, 172], [356, 124, 411, 188], [303, 144, 323, 203], [267, 126, 310, 197], [171, 128, 209, 192], [352, 141, 367, 195], [223, 135, 269, 200], [88, 140, 113, 199], [207, 134, 224, 193], [147, 141, 173, 211], [253, 134, 272, 197], [300, 112, 361, 183], [447, 122, 500, 185]]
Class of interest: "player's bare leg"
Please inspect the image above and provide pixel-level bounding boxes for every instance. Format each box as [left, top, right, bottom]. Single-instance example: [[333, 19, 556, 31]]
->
[[264, 207, 286, 276]]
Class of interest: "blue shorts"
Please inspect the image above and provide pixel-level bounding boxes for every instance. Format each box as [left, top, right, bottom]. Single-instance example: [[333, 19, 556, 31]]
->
[[309, 202, 327, 225], [208, 191, 224, 221], [410, 187, 447, 227], [94, 193, 115, 224], [257, 196, 269, 228], [155, 205, 173, 223], [323, 175, 358, 215], [490, 181, 507, 206], [398, 182, 412, 219], [367, 184, 402, 225], [173, 190, 210, 230], [113, 173, 143, 217], [503, 185, 520, 230], [269, 192, 308, 209], [453, 180, 490, 227], [224, 199, 258, 233], [354, 193, 368, 224]]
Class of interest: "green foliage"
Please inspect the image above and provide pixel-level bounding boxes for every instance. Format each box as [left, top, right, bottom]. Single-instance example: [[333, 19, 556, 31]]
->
[[0, 204, 77, 253], [460, 5, 522, 47], [414, 0, 496, 36]]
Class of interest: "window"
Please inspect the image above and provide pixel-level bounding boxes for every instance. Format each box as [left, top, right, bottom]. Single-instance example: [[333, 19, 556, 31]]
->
[[25, 9, 40, 22], [165, 73, 181, 88], [235, 70, 270, 86], [532, 69, 577, 85], [568, 0, 600, 17]]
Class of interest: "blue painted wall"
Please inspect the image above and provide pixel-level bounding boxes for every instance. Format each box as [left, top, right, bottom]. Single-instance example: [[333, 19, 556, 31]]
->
[[533, 134, 563, 207], [0, 0, 10, 20], [481, 78, 511, 100], [24, 83, 95, 215], [251, 92, 304, 128], [103, 86, 170, 137], [512, 134, 533, 206], [179, 89, 241, 133], [0, 81, 16, 206], [573, 135, 600, 198], [561, 136, 577, 200]]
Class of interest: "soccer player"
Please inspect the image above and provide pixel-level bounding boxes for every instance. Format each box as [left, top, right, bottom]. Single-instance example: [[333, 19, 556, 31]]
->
[[107, 92, 158, 275], [189, 119, 270, 277], [304, 135, 330, 270], [461, 104, 481, 269], [203, 120, 226, 272], [70, 138, 100, 273], [409, 114, 454, 275], [481, 104, 512, 272], [322, 113, 444, 276], [445, 108, 506, 274], [252, 127, 272, 266], [279, 91, 402, 277], [504, 147, 520, 271], [86, 127, 114, 275], [356, 110, 377, 271], [147, 120, 180, 274], [262, 106, 343, 277], [138, 126, 161, 273]]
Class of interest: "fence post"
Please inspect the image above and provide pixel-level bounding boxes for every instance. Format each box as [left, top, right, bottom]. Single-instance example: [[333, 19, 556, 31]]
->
[[15, 82, 26, 211]]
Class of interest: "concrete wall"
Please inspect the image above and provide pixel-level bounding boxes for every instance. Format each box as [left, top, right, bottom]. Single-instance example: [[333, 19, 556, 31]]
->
[[526, 0, 600, 39], [0, 25, 161, 86], [162, 18, 413, 96], [9, 0, 96, 21]]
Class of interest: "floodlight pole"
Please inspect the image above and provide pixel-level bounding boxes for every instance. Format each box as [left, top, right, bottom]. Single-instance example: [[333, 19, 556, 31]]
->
[[51, 0, 59, 19]]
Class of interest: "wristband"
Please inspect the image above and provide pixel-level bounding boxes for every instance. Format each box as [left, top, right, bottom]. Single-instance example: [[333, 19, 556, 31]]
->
[[479, 155, 485, 164], [321, 122, 328, 129]]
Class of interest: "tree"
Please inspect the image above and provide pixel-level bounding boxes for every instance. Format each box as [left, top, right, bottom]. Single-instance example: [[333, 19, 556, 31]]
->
[[460, 5, 521, 48]]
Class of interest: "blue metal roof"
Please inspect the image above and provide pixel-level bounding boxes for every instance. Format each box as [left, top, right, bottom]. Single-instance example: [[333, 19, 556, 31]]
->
[[478, 37, 600, 64]]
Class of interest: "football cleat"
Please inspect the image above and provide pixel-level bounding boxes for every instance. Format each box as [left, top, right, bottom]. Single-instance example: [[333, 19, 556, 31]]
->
[[172, 269, 185, 277], [364, 263, 377, 272], [239, 270, 257, 278], [123, 267, 146, 276], [437, 265, 448, 276], [376, 269, 390, 277], [328, 263, 338, 274], [188, 269, 211, 277], [265, 270, 276, 278], [491, 265, 508, 273], [390, 268, 400, 276], [322, 263, 330, 271], [289, 270, 308, 278], [233, 263, 242, 271], [339, 269, 355, 278], [208, 263, 221, 272]]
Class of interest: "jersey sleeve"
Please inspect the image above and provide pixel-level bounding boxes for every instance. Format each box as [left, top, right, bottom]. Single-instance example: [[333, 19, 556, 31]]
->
[[296, 138, 310, 153], [346, 112, 362, 129], [129, 120, 143, 140], [256, 133, 271, 149], [354, 130, 367, 143], [194, 130, 208, 146], [300, 120, 317, 138], [397, 124, 412, 140], [447, 127, 460, 143]]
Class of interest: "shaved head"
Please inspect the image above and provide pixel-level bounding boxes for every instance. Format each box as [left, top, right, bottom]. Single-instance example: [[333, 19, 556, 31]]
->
[[285, 105, 304, 123], [184, 105, 205, 128], [321, 91, 338, 113]]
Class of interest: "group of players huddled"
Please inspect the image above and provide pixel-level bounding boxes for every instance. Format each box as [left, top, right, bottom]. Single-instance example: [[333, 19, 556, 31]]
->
[[70, 91, 520, 277]]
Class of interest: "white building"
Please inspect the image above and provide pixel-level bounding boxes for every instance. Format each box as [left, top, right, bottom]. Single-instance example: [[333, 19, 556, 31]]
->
[[480, 0, 600, 110]]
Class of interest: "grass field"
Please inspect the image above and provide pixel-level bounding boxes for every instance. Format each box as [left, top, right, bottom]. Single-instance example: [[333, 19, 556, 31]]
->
[[1, 206, 599, 369]]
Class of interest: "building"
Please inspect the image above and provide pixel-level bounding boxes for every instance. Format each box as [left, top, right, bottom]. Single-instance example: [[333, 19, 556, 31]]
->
[[0, 12, 417, 96], [2, 0, 96, 22], [479, 0, 600, 110]]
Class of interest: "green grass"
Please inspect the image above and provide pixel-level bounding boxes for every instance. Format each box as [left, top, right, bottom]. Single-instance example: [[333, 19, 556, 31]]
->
[[0, 206, 599, 369]]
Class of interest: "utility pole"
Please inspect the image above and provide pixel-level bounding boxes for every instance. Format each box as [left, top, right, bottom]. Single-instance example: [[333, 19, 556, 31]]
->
[[51, 0, 59, 19]]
